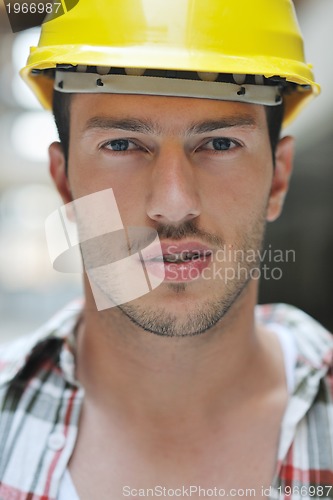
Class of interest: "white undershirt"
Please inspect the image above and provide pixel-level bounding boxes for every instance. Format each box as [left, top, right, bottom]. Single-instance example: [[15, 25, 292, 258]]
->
[[57, 324, 297, 500]]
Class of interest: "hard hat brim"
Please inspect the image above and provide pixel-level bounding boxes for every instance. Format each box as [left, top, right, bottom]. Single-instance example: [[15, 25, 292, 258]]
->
[[21, 44, 320, 126]]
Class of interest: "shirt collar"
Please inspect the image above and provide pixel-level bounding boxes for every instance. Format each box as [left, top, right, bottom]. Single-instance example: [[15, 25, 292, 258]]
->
[[256, 303, 333, 464]]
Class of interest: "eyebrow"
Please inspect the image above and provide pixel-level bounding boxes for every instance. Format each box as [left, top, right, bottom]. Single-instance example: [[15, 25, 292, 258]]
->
[[187, 115, 257, 134], [82, 114, 257, 136], [82, 117, 160, 135]]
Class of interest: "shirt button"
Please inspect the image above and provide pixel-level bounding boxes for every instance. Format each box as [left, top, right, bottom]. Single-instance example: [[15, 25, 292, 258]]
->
[[48, 433, 66, 451]]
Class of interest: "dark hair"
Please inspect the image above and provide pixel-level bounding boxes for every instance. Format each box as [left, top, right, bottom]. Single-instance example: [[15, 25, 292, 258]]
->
[[265, 103, 285, 159], [53, 90, 71, 167], [52, 90, 284, 171]]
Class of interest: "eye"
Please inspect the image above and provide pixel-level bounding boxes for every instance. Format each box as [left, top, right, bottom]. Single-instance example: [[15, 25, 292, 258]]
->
[[101, 139, 140, 152], [202, 138, 240, 151]]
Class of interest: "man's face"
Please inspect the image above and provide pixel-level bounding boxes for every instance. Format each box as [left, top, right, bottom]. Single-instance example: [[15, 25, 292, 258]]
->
[[50, 94, 292, 337]]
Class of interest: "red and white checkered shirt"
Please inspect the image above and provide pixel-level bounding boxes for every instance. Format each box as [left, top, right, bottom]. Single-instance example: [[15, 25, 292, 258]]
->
[[0, 302, 332, 499]]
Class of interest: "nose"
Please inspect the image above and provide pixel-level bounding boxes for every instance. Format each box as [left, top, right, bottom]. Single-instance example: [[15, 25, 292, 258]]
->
[[146, 145, 201, 225]]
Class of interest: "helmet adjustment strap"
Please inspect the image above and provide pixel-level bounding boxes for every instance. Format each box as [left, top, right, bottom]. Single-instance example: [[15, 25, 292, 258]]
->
[[54, 69, 283, 106]]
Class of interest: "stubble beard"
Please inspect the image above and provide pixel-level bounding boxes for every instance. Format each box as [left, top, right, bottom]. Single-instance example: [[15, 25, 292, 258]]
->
[[116, 213, 267, 338]]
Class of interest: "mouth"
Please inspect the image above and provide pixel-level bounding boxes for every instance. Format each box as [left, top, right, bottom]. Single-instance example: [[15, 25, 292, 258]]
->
[[143, 241, 214, 282], [151, 250, 212, 264]]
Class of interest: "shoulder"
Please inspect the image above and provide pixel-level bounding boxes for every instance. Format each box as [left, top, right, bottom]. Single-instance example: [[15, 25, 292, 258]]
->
[[256, 303, 333, 367], [256, 302, 332, 336], [0, 300, 83, 387], [0, 301, 83, 490], [260, 305, 333, 479], [256, 303, 333, 417]]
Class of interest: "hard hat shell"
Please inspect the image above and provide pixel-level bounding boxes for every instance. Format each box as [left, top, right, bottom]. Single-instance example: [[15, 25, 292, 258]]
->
[[21, 0, 320, 126]]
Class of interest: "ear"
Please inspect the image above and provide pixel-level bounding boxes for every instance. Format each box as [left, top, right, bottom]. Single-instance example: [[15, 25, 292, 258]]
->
[[266, 135, 294, 222], [49, 141, 72, 205]]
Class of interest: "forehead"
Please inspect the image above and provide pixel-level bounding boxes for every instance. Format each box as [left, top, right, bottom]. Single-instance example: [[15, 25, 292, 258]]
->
[[70, 93, 267, 136]]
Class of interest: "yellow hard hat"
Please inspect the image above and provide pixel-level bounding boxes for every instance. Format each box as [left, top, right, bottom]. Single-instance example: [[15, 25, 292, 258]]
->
[[21, 0, 320, 126]]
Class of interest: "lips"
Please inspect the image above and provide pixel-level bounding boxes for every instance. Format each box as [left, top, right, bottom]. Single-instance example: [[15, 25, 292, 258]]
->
[[145, 241, 213, 261], [162, 250, 209, 263], [143, 240, 213, 282]]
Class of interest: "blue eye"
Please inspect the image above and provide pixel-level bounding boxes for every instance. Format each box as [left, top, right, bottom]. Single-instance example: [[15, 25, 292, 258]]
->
[[199, 137, 239, 152], [211, 138, 234, 150], [107, 139, 131, 151]]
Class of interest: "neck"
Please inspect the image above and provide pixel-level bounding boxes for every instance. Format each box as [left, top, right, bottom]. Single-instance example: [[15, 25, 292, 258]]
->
[[75, 281, 283, 433]]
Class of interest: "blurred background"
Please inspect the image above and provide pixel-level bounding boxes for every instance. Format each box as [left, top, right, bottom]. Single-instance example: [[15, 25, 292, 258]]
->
[[0, 0, 332, 342], [0, 1, 82, 341]]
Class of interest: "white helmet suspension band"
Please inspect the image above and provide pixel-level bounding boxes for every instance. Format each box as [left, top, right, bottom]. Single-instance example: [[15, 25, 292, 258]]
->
[[54, 69, 284, 107]]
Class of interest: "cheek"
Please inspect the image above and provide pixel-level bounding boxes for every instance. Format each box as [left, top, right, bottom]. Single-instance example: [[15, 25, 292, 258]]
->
[[68, 154, 148, 223], [198, 161, 273, 227]]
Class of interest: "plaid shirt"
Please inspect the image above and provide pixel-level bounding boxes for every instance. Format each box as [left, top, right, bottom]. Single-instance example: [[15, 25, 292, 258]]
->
[[0, 303, 332, 500]]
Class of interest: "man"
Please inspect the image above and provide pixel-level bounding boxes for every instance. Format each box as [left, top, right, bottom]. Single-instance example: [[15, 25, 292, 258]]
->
[[0, 0, 332, 499]]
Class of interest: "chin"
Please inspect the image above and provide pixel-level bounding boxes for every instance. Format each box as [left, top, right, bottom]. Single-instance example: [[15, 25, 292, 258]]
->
[[114, 278, 250, 338]]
